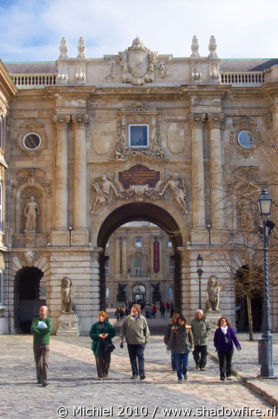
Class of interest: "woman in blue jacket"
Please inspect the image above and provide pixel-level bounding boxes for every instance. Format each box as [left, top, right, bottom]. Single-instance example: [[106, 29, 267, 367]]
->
[[89, 311, 115, 380], [214, 316, 241, 381]]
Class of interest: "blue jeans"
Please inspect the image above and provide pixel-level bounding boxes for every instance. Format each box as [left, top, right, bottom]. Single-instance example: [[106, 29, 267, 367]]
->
[[174, 352, 189, 380], [171, 351, 175, 370], [127, 343, 145, 377]]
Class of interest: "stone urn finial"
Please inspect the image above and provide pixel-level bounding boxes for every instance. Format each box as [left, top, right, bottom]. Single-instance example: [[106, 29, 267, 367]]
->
[[208, 35, 218, 58], [77, 36, 86, 59], [59, 36, 68, 59], [191, 35, 200, 58]]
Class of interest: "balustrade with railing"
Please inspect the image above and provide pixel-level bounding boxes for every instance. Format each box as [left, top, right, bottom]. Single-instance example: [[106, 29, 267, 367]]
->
[[10, 73, 57, 88], [10, 71, 266, 88], [220, 71, 264, 85]]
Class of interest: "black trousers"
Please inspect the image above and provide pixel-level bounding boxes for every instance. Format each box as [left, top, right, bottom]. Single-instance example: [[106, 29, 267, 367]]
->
[[95, 342, 111, 378], [127, 343, 145, 377], [217, 349, 233, 379], [33, 344, 49, 384], [193, 345, 207, 368]]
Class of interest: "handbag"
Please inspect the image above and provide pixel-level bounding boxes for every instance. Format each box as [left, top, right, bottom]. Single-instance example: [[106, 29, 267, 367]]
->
[[103, 340, 115, 353]]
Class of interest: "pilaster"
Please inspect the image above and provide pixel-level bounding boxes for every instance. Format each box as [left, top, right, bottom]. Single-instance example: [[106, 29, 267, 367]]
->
[[190, 113, 206, 230], [72, 114, 89, 245], [51, 114, 70, 246], [208, 113, 225, 229]]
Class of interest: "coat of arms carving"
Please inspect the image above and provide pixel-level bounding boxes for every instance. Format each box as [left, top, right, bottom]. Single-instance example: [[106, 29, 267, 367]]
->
[[118, 38, 158, 86]]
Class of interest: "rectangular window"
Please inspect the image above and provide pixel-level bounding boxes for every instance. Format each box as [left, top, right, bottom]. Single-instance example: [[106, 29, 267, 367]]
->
[[128, 124, 149, 148], [0, 271, 3, 305]]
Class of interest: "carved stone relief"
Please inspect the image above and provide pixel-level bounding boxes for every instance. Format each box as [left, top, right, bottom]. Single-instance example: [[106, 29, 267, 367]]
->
[[117, 38, 158, 85], [159, 174, 189, 214], [91, 175, 120, 214], [91, 169, 189, 214]]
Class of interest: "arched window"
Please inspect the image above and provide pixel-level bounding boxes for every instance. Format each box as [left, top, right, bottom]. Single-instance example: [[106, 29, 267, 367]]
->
[[0, 181, 3, 231], [0, 270, 4, 305]]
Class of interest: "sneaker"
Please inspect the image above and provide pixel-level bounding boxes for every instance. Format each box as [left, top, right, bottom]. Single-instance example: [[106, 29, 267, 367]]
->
[[178, 379, 183, 384], [195, 364, 199, 370], [42, 381, 48, 387], [184, 375, 188, 381], [140, 375, 145, 380], [200, 367, 206, 371], [220, 377, 225, 381], [130, 375, 138, 380]]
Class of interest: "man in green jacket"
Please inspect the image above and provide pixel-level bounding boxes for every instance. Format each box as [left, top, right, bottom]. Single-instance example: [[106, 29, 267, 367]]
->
[[31, 306, 52, 387], [190, 309, 211, 371], [120, 304, 150, 380]]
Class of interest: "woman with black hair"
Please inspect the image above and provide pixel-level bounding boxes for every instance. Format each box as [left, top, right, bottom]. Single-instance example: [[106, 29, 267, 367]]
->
[[167, 315, 193, 383]]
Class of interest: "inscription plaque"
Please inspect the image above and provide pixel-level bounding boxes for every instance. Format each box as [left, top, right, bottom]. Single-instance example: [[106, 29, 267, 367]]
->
[[119, 165, 160, 189]]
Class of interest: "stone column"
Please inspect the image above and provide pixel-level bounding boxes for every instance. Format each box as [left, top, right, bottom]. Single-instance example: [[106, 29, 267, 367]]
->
[[52, 114, 70, 246], [190, 113, 206, 229], [208, 113, 225, 229], [122, 236, 127, 274], [177, 247, 191, 319], [72, 114, 89, 245]]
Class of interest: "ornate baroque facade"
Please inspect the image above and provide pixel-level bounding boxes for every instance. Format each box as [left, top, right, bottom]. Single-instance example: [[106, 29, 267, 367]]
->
[[0, 36, 278, 334]]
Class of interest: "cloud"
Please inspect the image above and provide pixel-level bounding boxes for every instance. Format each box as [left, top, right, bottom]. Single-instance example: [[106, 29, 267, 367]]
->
[[0, 0, 278, 62]]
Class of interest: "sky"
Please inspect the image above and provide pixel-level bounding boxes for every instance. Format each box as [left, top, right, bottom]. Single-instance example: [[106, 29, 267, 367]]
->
[[0, 0, 277, 63]]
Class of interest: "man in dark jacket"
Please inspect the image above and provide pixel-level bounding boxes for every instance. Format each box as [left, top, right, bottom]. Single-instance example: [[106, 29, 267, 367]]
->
[[31, 306, 52, 387]]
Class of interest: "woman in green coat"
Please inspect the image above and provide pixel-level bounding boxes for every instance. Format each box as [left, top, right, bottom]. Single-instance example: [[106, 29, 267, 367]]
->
[[89, 311, 115, 379]]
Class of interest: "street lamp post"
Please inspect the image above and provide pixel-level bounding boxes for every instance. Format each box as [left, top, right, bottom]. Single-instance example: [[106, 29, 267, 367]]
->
[[257, 187, 275, 378], [197, 254, 204, 310]]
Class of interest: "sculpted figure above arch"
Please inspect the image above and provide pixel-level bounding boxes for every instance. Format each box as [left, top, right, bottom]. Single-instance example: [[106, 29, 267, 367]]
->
[[160, 174, 189, 215]]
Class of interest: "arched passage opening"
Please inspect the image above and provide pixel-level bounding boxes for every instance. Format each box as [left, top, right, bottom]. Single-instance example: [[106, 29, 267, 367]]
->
[[14, 267, 45, 333], [97, 202, 184, 312]]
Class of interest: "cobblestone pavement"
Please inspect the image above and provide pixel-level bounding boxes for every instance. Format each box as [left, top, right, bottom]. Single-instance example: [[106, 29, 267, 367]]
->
[[0, 334, 277, 419]]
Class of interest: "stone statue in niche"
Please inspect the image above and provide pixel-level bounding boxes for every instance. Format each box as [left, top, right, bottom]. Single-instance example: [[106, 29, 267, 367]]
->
[[205, 275, 220, 312], [24, 195, 40, 233], [151, 283, 161, 303], [160, 174, 188, 214], [61, 277, 74, 313], [91, 175, 120, 213]]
